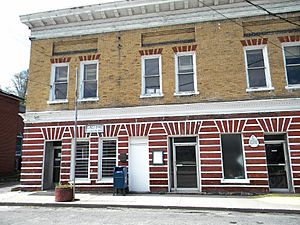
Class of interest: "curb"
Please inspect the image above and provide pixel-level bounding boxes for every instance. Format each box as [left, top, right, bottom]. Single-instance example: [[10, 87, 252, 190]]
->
[[0, 202, 300, 214]]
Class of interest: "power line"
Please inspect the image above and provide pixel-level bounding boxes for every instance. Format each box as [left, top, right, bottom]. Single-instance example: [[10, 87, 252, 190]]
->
[[198, 0, 298, 58], [244, 0, 300, 28]]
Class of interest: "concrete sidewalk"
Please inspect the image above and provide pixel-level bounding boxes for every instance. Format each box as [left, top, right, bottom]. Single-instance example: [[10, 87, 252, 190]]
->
[[0, 188, 300, 214]]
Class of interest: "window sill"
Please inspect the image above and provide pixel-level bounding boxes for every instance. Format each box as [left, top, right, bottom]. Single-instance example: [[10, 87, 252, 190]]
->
[[47, 99, 68, 105], [246, 87, 274, 93], [221, 179, 250, 184], [140, 94, 164, 99], [78, 97, 99, 102], [96, 178, 113, 184], [71, 179, 90, 184], [285, 85, 300, 90], [174, 91, 199, 96]]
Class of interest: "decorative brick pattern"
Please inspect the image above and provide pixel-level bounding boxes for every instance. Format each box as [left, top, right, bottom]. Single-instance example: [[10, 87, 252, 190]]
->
[[240, 38, 268, 46], [139, 48, 163, 56], [79, 54, 100, 61], [172, 45, 197, 53], [50, 57, 71, 64], [278, 35, 300, 43]]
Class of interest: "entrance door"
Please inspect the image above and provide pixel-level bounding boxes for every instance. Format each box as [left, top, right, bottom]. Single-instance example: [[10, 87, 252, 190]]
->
[[43, 141, 62, 190], [265, 135, 292, 192], [129, 138, 150, 192], [175, 145, 198, 188], [170, 137, 199, 191]]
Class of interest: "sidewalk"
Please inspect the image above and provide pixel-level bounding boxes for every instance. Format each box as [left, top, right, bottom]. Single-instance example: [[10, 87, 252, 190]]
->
[[0, 186, 300, 214]]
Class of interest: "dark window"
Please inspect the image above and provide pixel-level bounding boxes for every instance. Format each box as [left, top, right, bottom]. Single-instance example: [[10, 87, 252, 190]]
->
[[143, 57, 160, 95], [284, 46, 300, 85], [53, 66, 68, 100], [75, 141, 89, 179], [264, 134, 285, 141], [177, 54, 195, 92], [101, 140, 117, 178], [83, 63, 97, 98], [221, 134, 246, 179], [245, 49, 268, 88]]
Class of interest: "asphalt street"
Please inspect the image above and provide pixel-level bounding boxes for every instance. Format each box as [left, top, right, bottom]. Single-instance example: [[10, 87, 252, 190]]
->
[[0, 206, 299, 225]]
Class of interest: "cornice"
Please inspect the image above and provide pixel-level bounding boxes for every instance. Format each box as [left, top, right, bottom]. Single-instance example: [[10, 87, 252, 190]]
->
[[24, 98, 300, 124], [20, 0, 300, 39]]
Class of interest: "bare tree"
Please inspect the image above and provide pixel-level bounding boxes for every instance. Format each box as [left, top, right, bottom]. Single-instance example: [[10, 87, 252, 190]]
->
[[5, 70, 28, 99]]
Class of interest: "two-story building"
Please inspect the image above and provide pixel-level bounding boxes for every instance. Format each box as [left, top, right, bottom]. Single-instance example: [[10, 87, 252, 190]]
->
[[20, 0, 300, 193]]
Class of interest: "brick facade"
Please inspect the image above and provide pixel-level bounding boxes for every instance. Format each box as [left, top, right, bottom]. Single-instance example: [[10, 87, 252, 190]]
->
[[0, 91, 22, 176]]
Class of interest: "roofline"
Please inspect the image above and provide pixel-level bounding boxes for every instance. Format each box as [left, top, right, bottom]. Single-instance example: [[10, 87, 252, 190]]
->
[[0, 90, 24, 102]]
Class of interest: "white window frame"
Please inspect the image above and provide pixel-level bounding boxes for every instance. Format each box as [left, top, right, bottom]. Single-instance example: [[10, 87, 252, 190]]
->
[[174, 51, 198, 96], [220, 133, 249, 184], [48, 63, 69, 104], [282, 42, 300, 90], [98, 138, 118, 183], [140, 55, 163, 98], [79, 60, 99, 101], [243, 45, 273, 92], [71, 139, 90, 183]]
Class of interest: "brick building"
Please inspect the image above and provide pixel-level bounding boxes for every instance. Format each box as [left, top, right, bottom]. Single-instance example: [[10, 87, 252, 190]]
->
[[0, 90, 23, 176], [20, 0, 300, 193]]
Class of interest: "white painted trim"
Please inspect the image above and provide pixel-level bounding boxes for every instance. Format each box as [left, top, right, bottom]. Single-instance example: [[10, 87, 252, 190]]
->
[[243, 45, 273, 91], [24, 98, 300, 124], [20, 0, 300, 40], [141, 54, 163, 97], [174, 51, 198, 95], [49, 63, 69, 102], [79, 60, 99, 100], [282, 42, 300, 88]]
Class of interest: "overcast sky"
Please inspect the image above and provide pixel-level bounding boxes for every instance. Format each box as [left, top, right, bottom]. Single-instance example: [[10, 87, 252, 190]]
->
[[0, 0, 123, 89]]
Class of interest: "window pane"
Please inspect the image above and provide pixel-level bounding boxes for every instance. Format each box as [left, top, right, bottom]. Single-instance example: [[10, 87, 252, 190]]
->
[[84, 81, 97, 98], [285, 46, 300, 65], [246, 49, 264, 68], [55, 66, 68, 81], [145, 58, 159, 76], [248, 68, 267, 88], [84, 64, 97, 80], [221, 134, 246, 179], [102, 140, 117, 178], [145, 76, 160, 94], [286, 65, 300, 85], [178, 73, 194, 92], [178, 55, 193, 73], [75, 141, 89, 178], [54, 83, 67, 99]]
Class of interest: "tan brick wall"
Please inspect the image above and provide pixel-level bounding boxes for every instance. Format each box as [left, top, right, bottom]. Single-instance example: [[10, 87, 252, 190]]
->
[[26, 17, 300, 112]]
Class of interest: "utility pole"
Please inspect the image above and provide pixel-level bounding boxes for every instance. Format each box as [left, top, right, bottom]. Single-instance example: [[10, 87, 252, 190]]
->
[[71, 66, 79, 200]]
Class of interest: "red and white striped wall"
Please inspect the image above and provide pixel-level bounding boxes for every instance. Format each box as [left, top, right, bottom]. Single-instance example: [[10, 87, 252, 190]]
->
[[21, 113, 300, 193]]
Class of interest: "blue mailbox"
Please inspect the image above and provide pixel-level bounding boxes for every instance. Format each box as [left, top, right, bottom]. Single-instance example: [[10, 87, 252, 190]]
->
[[113, 166, 128, 195]]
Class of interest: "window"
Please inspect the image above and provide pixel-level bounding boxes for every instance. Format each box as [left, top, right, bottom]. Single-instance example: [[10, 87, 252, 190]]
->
[[80, 61, 98, 99], [283, 44, 300, 88], [141, 55, 162, 97], [99, 139, 117, 180], [244, 46, 272, 91], [175, 52, 197, 95], [75, 141, 89, 179], [221, 134, 246, 180], [50, 63, 69, 101]]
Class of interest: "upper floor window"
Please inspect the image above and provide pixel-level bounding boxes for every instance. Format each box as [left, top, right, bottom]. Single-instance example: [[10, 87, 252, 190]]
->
[[175, 52, 198, 95], [50, 63, 69, 102], [141, 55, 162, 97], [244, 46, 272, 91], [80, 61, 98, 100], [283, 44, 300, 88]]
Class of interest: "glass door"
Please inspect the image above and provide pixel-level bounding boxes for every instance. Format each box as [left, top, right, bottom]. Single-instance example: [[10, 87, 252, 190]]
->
[[174, 145, 198, 189], [265, 142, 291, 191], [52, 146, 61, 186]]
